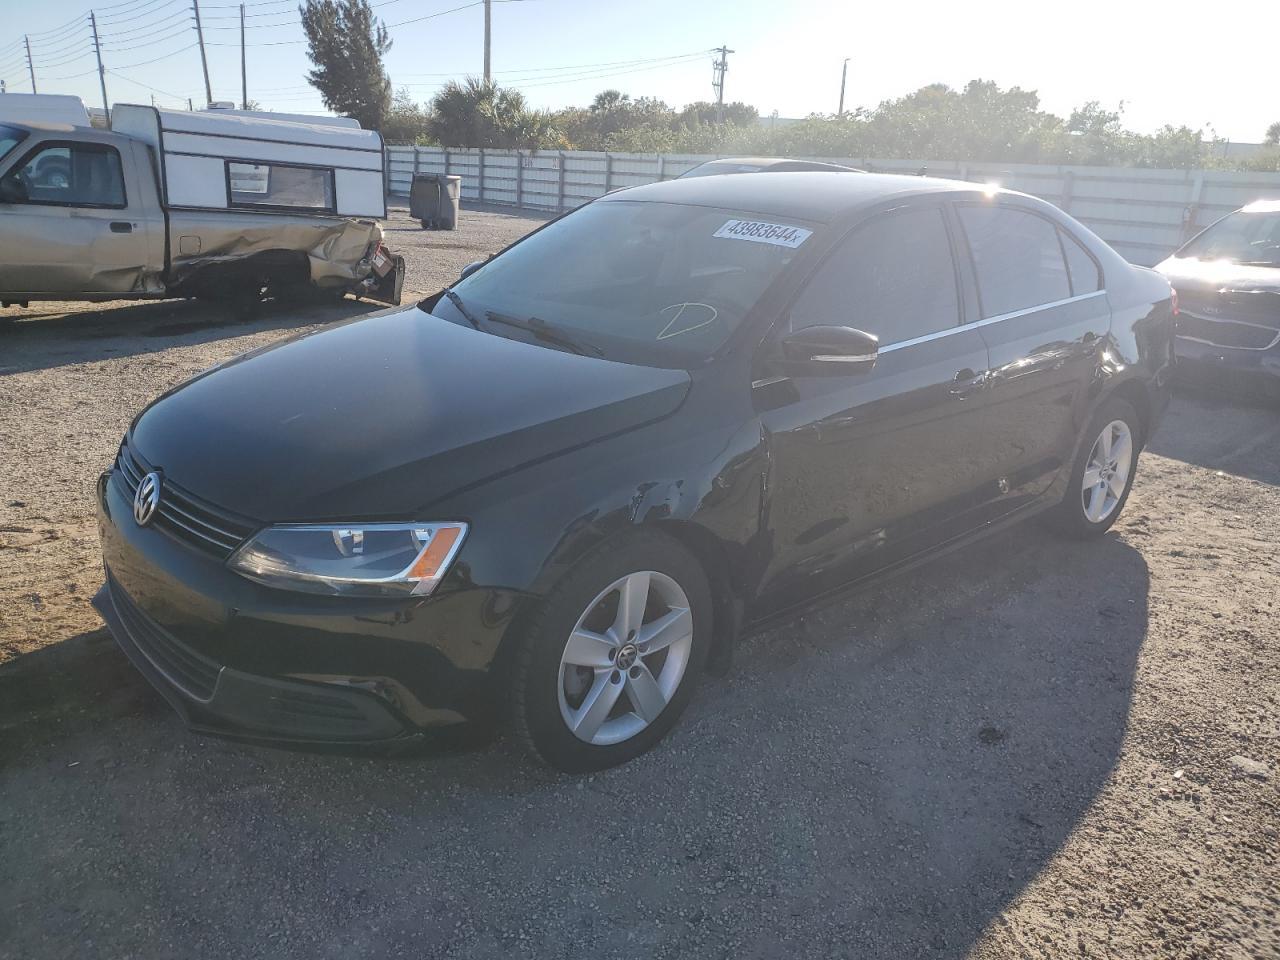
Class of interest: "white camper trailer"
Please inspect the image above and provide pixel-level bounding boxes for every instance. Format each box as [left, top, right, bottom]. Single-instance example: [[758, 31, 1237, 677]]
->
[[0, 99, 403, 308]]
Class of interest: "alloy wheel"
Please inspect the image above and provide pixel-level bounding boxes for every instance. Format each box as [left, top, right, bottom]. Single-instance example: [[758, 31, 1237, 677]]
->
[[1081, 419, 1134, 523], [557, 570, 694, 746]]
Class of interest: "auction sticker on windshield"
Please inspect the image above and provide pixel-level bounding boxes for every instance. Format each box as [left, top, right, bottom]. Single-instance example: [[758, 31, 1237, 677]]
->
[[713, 219, 813, 248]]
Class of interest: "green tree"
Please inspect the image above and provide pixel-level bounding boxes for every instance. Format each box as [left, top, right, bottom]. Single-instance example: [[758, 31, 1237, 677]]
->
[[1265, 122, 1280, 147], [677, 100, 758, 127], [427, 77, 564, 149], [382, 88, 432, 143], [300, 0, 392, 131]]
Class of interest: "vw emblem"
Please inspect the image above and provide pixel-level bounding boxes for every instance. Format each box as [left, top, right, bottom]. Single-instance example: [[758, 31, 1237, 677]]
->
[[133, 471, 161, 527]]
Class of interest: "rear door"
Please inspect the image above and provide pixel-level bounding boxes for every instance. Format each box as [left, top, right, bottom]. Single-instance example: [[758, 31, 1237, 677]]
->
[[753, 201, 993, 616], [953, 202, 1110, 513], [0, 138, 154, 295]]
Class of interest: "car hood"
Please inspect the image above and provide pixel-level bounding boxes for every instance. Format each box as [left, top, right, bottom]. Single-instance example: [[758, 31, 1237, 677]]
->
[[1156, 256, 1280, 292], [130, 307, 691, 521], [1156, 257, 1280, 330]]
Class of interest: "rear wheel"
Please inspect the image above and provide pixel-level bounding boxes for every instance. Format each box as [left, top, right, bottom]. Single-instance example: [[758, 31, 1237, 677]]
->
[[511, 533, 711, 772], [1050, 398, 1141, 538]]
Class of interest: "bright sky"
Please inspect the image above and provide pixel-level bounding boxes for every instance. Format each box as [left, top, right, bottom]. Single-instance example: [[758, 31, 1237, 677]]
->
[[0, 0, 1274, 142]]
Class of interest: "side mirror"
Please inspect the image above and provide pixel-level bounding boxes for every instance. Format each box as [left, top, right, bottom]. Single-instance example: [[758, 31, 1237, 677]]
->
[[775, 325, 878, 376], [0, 177, 27, 204], [459, 260, 485, 281]]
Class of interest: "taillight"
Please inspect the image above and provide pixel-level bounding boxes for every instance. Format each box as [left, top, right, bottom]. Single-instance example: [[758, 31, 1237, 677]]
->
[[1170, 288, 1179, 316]]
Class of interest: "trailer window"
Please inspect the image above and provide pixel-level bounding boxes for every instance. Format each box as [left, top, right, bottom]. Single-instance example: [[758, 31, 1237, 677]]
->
[[227, 161, 335, 212]]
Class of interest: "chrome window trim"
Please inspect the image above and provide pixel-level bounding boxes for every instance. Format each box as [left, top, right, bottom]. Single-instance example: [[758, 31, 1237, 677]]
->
[[879, 290, 1107, 354]]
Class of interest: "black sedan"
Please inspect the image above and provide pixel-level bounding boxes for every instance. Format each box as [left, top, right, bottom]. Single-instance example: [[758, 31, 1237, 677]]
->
[[94, 173, 1175, 771], [1155, 199, 1280, 403]]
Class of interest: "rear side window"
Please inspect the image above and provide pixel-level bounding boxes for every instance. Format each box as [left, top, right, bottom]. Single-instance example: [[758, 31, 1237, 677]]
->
[[227, 161, 334, 211], [2, 142, 125, 208], [958, 206, 1070, 318], [790, 206, 959, 345], [1060, 229, 1102, 294]]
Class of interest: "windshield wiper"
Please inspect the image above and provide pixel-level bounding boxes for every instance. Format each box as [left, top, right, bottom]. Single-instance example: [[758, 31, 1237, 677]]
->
[[442, 288, 482, 330], [484, 311, 603, 357]]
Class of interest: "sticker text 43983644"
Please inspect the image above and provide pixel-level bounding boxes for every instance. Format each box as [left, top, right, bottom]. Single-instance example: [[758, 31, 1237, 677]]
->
[[713, 219, 813, 249]]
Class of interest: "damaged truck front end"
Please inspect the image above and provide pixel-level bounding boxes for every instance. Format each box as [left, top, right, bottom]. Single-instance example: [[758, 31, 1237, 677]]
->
[[165, 212, 405, 306], [0, 100, 405, 310]]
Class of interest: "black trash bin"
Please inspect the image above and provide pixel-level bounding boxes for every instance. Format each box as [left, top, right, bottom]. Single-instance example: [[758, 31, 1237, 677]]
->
[[409, 173, 461, 231]]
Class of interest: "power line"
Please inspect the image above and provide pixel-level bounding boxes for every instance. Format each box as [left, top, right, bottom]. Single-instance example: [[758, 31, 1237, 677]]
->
[[103, 25, 195, 53], [395, 50, 712, 80], [517, 54, 710, 89], [111, 41, 199, 70], [98, 0, 186, 22], [99, 10, 192, 39], [107, 67, 196, 102]]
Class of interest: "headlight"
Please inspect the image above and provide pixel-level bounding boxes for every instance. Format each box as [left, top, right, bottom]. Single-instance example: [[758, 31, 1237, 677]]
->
[[228, 522, 467, 597]]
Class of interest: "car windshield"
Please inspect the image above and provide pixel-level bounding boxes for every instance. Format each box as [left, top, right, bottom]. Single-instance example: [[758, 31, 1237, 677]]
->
[[0, 124, 26, 165], [427, 199, 819, 366], [1179, 210, 1280, 266]]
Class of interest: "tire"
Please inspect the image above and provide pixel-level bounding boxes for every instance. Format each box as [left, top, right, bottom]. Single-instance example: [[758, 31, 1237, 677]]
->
[[1049, 398, 1142, 538], [511, 532, 712, 772]]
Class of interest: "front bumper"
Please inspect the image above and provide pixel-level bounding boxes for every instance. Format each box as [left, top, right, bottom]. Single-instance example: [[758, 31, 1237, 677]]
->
[[95, 468, 528, 749], [1175, 336, 1280, 403], [93, 579, 415, 748]]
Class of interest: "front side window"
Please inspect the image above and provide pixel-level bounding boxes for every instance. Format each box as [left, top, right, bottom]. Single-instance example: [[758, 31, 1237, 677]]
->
[[1178, 210, 1280, 266], [0, 124, 27, 165], [431, 199, 817, 366], [1, 142, 125, 207], [959, 206, 1071, 318], [227, 161, 334, 211], [789, 206, 960, 345]]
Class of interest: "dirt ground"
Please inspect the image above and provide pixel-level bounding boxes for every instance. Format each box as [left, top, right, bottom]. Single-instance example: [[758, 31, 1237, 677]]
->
[[1, 203, 1277, 960]]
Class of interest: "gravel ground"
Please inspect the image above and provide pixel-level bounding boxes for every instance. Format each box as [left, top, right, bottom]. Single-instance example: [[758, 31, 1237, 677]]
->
[[1, 202, 1278, 960]]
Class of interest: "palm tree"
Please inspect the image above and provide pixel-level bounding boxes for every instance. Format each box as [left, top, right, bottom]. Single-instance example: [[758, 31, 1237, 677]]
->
[[427, 77, 563, 149]]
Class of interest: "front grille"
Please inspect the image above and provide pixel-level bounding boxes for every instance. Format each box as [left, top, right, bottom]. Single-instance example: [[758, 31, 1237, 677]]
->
[[107, 574, 223, 701], [114, 441, 258, 560], [1177, 313, 1280, 350]]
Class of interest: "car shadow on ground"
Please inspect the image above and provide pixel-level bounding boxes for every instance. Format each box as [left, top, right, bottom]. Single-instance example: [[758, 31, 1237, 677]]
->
[[1147, 392, 1280, 486], [0, 519, 1150, 959], [0, 295, 395, 376]]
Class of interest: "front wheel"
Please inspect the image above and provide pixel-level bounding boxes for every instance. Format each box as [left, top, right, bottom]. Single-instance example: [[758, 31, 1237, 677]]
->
[[1050, 398, 1141, 538], [510, 533, 712, 772]]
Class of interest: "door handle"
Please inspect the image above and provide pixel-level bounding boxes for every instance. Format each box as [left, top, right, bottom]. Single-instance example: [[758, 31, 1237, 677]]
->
[[949, 368, 986, 398], [109, 221, 133, 234]]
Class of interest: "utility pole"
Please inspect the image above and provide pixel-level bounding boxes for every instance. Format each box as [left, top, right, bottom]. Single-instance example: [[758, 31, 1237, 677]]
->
[[838, 58, 849, 117], [711, 45, 733, 124], [483, 0, 491, 82], [24, 35, 36, 93], [90, 12, 109, 120], [192, 0, 213, 106], [240, 3, 247, 109]]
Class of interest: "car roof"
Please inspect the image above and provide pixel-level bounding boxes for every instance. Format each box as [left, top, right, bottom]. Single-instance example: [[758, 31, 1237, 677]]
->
[[601, 170, 983, 224], [1241, 199, 1280, 214], [683, 156, 861, 175]]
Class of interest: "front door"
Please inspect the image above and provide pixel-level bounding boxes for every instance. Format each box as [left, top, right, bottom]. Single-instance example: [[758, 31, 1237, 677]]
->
[[0, 140, 152, 295], [752, 202, 992, 618]]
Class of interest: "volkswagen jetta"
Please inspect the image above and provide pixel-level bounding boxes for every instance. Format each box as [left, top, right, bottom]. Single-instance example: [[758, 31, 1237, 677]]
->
[[94, 172, 1175, 771]]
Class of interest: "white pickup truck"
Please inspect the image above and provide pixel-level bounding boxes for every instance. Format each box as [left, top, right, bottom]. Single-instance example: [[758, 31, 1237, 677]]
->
[[0, 95, 403, 308]]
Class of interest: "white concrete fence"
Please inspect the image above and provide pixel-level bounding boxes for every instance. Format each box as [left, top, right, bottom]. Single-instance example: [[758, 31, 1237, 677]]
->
[[385, 145, 1280, 266]]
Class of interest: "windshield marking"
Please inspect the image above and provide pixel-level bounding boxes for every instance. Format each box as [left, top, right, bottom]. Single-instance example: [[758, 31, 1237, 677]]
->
[[713, 219, 813, 248], [656, 302, 719, 340]]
